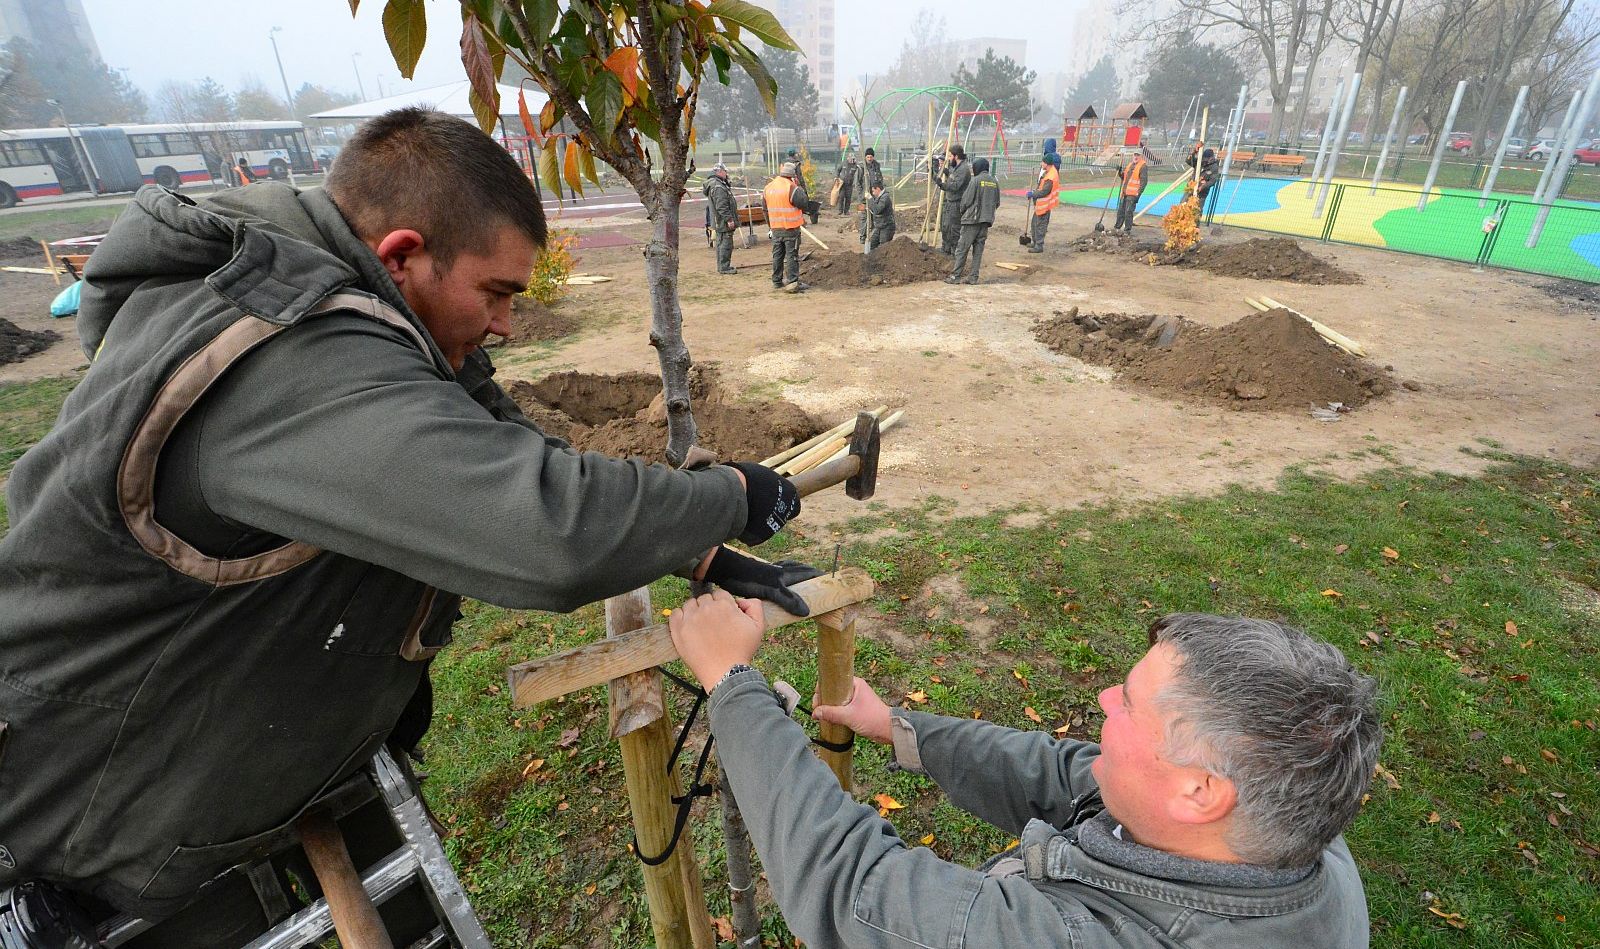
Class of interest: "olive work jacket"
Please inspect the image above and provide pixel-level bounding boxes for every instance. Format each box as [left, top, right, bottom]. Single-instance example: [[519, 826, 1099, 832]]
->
[[0, 183, 746, 918], [708, 670, 1373, 949]]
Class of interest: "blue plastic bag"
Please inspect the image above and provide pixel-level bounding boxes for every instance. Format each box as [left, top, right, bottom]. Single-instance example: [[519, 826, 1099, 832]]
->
[[50, 280, 81, 318]]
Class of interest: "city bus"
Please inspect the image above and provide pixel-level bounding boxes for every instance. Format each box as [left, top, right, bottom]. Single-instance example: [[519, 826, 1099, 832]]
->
[[0, 120, 316, 208]]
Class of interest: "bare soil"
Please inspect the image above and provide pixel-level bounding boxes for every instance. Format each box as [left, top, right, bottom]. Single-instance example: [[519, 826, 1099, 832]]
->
[[1033, 308, 1395, 411], [0, 238, 81, 381], [505, 365, 821, 463], [802, 236, 950, 289], [490, 297, 580, 346], [1070, 232, 1361, 285], [0, 317, 59, 367]]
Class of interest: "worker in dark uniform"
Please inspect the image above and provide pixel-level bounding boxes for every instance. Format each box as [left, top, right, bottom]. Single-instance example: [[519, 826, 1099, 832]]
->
[[855, 147, 885, 243], [935, 144, 971, 254], [764, 162, 809, 293], [702, 163, 740, 275], [1190, 145, 1221, 216], [867, 182, 896, 251], [834, 154, 858, 215], [947, 157, 1000, 284]]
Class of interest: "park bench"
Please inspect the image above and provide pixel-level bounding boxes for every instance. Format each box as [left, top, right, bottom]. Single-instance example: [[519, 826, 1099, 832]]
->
[[1225, 150, 1257, 165], [1258, 154, 1308, 174]]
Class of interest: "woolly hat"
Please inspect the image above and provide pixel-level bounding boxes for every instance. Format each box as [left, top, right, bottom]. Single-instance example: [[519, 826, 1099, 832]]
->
[[864, 147, 875, 157], [780, 162, 798, 178], [972, 157, 990, 174]]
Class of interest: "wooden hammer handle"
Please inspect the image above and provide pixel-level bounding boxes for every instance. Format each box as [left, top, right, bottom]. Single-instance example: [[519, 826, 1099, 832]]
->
[[297, 812, 396, 949], [787, 454, 862, 498]]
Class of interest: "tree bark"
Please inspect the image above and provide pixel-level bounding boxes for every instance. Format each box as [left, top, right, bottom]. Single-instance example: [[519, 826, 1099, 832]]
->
[[716, 768, 762, 948], [643, 191, 698, 466]]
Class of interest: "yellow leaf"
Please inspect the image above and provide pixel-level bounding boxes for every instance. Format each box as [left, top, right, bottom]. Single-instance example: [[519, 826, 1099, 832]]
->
[[1427, 907, 1468, 930], [873, 793, 904, 816], [1373, 762, 1401, 790], [521, 757, 545, 778], [1053, 724, 1071, 737], [1540, 748, 1559, 763], [905, 690, 928, 704], [603, 46, 641, 102], [919, 833, 935, 845], [1024, 706, 1043, 723], [539, 98, 559, 134], [972, 708, 983, 719], [584, 883, 596, 895], [1426, 811, 1441, 824], [1011, 668, 1030, 690], [1505, 620, 1519, 637], [1321, 588, 1343, 598], [1382, 546, 1400, 560], [563, 140, 584, 195]]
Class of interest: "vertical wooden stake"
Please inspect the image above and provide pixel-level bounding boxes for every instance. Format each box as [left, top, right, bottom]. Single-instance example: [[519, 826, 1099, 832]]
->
[[814, 608, 858, 792], [39, 240, 61, 287], [606, 589, 713, 949], [920, 101, 935, 244]]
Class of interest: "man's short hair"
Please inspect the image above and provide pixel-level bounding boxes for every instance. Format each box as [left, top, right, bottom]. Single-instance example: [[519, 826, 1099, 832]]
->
[[948, 144, 966, 160], [325, 107, 547, 270], [1148, 614, 1382, 868]]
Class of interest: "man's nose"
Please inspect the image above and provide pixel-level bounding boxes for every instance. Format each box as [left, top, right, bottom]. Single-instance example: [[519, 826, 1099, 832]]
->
[[1096, 685, 1118, 715]]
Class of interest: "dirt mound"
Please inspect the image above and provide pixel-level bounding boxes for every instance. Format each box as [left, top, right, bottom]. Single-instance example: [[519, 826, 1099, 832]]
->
[[1034, 307, 1393, 410], [1070, 232, 1359, 285], [0, 317, 61, 367], [506, 365, 822, 462], [489, 297, 579, 347], [803, 236, 948, 289], [0, 237, 42, 262]]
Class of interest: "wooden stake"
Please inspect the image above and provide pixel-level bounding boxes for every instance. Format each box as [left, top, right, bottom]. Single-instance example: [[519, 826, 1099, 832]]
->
[[1132, 166, 1195, 223], [39, 240, 61, 286], [930, 107, 960, 244], [761, 405, 887, 468], [921, 101, 936, 244], [799, 225, 829, 250], [814, 608, 859, 792], [508, 568, 878, 708], [296, 812, 395, 949], [605, 588, 712, 949]]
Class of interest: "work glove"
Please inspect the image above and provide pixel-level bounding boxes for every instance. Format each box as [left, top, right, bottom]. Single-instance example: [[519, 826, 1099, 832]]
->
[[702, 546, 823, 616], [726, 461, 801, 545]]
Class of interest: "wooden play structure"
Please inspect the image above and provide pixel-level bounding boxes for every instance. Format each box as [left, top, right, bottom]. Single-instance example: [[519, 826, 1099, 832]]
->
[[1062, 102, 1159, 166]]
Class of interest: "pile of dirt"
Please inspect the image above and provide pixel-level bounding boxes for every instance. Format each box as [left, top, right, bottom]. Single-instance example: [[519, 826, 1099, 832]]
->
[[506, 364, 822, 462], [488, 297, 579, 346], [0, 317, 60, 367], [1034, 307, 1393, 410], [1069, 232, 1360, 285], [803, 236, 949, 289], [0, 237, 42, 261]]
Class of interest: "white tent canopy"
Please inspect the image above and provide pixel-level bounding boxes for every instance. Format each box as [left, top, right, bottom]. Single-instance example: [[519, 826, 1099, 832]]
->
[[309, 81, 546, 125]]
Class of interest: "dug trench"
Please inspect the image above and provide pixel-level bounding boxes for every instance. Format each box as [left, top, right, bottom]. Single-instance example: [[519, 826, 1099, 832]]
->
[[800, 235, 952, 289], [506, 365, 824, 462], [1033, 307, 1401, 411], [1069, 233, 1361, 286]]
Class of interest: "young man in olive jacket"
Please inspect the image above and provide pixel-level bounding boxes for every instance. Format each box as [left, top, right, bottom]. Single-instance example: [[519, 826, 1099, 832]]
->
[[948, 156, 1001, 285], [669, 600, 1382, 949], [0, 108, 816, 944]]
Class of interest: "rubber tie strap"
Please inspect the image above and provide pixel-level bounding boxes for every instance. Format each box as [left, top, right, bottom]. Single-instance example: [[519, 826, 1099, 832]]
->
[[632, 668, 716, 866]]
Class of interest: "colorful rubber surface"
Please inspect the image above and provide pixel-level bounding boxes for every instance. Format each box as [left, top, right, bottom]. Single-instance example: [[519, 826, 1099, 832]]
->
[[1060, 176, 1600, 282]]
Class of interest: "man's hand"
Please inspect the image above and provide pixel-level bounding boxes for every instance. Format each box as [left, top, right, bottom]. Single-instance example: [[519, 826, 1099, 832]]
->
[[812, 676, 893, 744], [725, 462, 801, 545], [700, 546, 821, 616], [669, 590, 765, 690]]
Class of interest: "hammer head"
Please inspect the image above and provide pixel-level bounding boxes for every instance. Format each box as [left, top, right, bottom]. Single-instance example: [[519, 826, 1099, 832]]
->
[[845, 411, 880, 500]]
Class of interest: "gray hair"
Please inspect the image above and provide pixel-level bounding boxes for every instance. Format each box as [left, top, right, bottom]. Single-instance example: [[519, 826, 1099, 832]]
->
[[1149, 613, 1382, 868]]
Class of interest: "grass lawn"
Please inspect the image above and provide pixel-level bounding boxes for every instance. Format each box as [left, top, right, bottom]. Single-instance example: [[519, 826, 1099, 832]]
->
[[0, 204, 123, 244], [1, 375, 1595, 947]]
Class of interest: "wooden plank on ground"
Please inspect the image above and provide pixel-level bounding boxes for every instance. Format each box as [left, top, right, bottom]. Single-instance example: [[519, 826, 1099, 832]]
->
[[506, 567, 877, 708]]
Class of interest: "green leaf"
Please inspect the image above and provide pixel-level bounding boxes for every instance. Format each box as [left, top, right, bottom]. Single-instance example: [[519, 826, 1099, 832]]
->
[[705, 0, 798, 51], [537, 138, 563, 199], [708, 44, 731, 85], [629, 102, 661, 145], [460, 15, 500, 123], [523, 0, 559, 45], [467, 85, 500, 134], [735, 50, 778, 116], [381, 0, 427, 79], [586, 70, 624, 146]]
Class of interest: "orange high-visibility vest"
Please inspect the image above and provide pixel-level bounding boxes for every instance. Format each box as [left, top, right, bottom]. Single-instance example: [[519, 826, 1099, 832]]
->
[[838, 132, 849, 150], [1122, 158, 1148, 196], [764, 176, 803, 229], [1035, 165, 1060, 215], [234, 164, 254, 185]]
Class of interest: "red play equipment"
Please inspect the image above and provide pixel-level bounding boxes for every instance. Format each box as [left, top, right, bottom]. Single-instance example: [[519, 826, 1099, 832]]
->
[[1061, 102, 1155, 165]]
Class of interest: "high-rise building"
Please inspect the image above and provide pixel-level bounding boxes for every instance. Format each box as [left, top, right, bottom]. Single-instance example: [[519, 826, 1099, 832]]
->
[[753, 0, 835, 124], [0, 0, 101, 61], [951, 38, 1028, 73]]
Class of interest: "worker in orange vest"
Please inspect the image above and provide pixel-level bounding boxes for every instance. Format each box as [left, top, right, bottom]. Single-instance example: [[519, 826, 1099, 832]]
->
[[763, 162, 810, 293], [233, 157, 257, 186], [1024, 151, 1061, 253], [1114, 151, 1149, 233]]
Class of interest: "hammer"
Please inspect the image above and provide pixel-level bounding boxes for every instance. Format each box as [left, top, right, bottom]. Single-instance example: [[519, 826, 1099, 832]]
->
[[785, 411, 880, 500]]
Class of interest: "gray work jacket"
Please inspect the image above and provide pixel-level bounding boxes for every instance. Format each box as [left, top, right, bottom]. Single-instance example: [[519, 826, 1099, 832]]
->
[[708, 670, 1372, 949], [960, 173, 1002, 225]]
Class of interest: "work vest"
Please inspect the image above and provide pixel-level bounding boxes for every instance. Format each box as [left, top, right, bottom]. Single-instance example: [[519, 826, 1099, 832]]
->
[[1036, 166, 1060, 215], [839, 132, 849, 150], [765, 176, 803, 229], [0, 188, 459, 918], [235, 164, 254, 185], [1123, 158, 1148, 196]]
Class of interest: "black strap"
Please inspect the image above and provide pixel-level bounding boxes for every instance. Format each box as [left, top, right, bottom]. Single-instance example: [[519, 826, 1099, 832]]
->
[[632, 670, 717, 867], [793, 699, 857, 754]]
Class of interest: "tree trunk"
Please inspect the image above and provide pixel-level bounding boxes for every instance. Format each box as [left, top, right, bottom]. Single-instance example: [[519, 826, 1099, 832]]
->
[[716, 768, 762, 948], [643, 191, 698, 466]]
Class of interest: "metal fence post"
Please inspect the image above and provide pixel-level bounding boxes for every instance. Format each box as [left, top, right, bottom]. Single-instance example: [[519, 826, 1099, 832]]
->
[[1320, 184, 1346, 242]]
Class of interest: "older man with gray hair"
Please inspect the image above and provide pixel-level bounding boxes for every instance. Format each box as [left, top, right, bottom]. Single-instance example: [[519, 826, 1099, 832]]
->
[[668, 603, 1383, 948]]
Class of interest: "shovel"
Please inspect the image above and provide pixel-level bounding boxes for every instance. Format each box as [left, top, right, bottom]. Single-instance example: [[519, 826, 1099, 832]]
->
[[1019, 196, 1035, 245], [741, 193, 758, 249]]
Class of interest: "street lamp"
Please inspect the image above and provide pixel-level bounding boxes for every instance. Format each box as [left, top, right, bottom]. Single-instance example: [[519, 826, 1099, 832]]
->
[[46, 97, 99, 197], [351, 52, 367, 101], [269, 27, 295, 114]]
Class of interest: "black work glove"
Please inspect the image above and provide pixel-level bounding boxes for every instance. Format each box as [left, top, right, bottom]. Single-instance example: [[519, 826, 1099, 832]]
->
[[727, 461, 801, 546], [702, 546, 823, 616]]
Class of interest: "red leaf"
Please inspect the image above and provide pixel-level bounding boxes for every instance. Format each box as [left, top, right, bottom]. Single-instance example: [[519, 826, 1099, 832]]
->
[[518, 88, 537, 141], [459, 15, 499, 121], [603, 46, 641, 103]]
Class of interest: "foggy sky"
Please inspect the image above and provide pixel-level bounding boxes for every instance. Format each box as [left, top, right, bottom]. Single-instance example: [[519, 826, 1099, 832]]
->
[[80, 0, 1085, 112]]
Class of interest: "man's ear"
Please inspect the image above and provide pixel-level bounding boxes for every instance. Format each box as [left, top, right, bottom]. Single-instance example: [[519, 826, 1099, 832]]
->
[[1169, 769, 1237, 826], [373, 229, 427, 286]]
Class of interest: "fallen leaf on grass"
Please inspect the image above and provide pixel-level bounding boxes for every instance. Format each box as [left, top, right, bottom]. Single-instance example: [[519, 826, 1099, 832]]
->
[[1426, 812, 1441, 824], [584, 883, 596, 896], [1321, 589, 1343, 598], [1548, 812, 1562, 828], [1024, 706, 1043, 723], [521, 758, 546, 778], [1505, 620, 1519, 637], [1428, 907, 1469, 930], [905, 690, 928, 704], [713, 917, 735, 941], [1053, 724, 1071, 737], [557, 728, 581, 749], [1333, 544, 1349, 554], [1012, 668, 1031, 690], [1374, 762, 1401, 790], [1541, 748, 1559, 762], [874, 793, 905, 816], [1382, 547, 1400, 560], [920, 833, 936, 845], [977, 603, 990, 614]]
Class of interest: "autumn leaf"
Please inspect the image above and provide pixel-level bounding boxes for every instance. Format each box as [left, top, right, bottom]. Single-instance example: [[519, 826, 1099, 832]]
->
[[920, 833, 936, 845], [563, 140, 584, 195], [1024, 706, 1043, 723], [1540, 748, 1559, 763], [1382, 546, 1400, 560], [1053, 724, 1071, 737], [905, 690, 928, 704], [874, 793, 904, 817], [1373, 762, 1401, 790], [603, 46, 641, 103], [1505, 620, 1519, 637], [1011, 668, 1031, 690], [1427, 907, 1469, 930], [1426, 811, 1441, 824], [1333, 543, 1349, 554], [713, 917, 735, 941], [557, 727, 581, 748], [521, 757, 546, 778], [1321, 588, 1343, 598]]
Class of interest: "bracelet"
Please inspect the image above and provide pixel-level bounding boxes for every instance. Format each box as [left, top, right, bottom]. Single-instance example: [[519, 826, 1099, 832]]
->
[[714, 664, 757, 693]]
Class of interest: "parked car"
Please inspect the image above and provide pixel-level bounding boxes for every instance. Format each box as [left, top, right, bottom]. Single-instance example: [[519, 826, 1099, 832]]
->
[[1572, 140, 1600, 164], [1407, 133, 1428, 145], [1446, 133, 1473, 153], [1346, 131, 1365, 144], [1501, 137, 1528, 157], [1524, 138, 1557, 161]]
